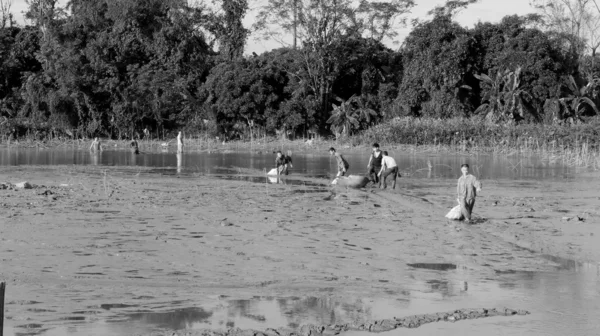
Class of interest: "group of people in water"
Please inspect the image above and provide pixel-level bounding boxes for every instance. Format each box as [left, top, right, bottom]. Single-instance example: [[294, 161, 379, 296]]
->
[[88, 131, 185, 155], [328, 143, 400, 189], [89, 135, 481, 223], [326, 143, 482, 222]]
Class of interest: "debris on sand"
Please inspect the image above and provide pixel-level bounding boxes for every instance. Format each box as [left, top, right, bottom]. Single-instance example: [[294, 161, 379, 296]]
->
[[220, 218, 234, 227], [163, 307, 529, 336], [1, 182, 37, 190], [15, 182, 33, 189]]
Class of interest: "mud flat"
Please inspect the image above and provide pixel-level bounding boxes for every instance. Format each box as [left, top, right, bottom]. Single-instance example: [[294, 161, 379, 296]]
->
[[0, 165, 599, 335]]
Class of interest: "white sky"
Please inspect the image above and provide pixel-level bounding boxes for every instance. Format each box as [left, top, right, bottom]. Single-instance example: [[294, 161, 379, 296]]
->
[[9, 0, 536, 54]]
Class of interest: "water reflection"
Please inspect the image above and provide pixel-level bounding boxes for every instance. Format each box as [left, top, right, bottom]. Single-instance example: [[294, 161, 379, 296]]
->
[[0, 148, 576, 180], [129, 307, 212, 330], [90, 152, 99, 166], [6, 260, 600, 336]]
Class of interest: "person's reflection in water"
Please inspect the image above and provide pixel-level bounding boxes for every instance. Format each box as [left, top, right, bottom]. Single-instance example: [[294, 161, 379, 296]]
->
[[90, 151, 100, 166], [131, 149, 137, 166], [177, 152, 182, 174], [267, 176, 287, 185]]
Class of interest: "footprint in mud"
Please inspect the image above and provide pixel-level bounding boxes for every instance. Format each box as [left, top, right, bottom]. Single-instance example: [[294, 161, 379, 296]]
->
[[60, 316, 86, 321], [407, 263, 457, 271], [100, 303, 138, 310]]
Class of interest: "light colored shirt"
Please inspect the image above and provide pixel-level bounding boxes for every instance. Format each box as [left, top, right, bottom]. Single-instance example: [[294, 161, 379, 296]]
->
[[457, 174, 482, 200], [382, 156, 397, 169]]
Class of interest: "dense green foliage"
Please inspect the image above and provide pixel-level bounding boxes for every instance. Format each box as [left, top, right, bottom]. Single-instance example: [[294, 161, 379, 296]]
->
[[0, 0, 598, 142]]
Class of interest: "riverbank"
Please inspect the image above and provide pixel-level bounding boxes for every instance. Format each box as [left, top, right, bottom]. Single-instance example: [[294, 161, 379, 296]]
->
[[1, 165, 599, 335]]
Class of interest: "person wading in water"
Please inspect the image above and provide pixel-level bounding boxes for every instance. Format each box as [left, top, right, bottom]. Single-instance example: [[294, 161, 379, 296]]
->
[[177, 131, 184, 153], [89, 137, 101, 152], [130, 138, 139, 154], [457, 164, 482, 223], [367, 143, 383, 185]]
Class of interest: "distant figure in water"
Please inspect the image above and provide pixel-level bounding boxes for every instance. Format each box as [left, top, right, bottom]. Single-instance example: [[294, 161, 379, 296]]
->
[[378, 151, 399, 189], [329, 147, 349, 177], [89, 137, 101, 152], [457, 164, 482, 223], [275, 150, 293, 175], [177, 131, 184, 153], [130, 138, 139, 154]]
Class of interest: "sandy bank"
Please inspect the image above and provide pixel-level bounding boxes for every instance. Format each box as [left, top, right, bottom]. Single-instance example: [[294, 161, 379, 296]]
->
[[0, 165, 598, 335]]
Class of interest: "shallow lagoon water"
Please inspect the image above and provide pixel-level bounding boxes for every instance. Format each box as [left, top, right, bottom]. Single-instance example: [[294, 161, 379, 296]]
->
[[0, 147, 575, 181]]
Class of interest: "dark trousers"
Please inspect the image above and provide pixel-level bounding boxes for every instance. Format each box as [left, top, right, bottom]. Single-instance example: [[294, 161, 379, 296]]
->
[[381, 166, 399, 189], [460, 198, 475, 220], [370, 166, 381, 183]]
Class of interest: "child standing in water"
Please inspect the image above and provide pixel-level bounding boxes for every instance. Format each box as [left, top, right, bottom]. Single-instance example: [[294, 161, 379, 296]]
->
[[457, 164, 482, 223], [89, 137, 101, 152], [329, 147, 349, 177]]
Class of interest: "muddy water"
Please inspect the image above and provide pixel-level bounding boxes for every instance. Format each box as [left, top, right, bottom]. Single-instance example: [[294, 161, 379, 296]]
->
[[5, 262, 599, 336], [0, 147, 575, 180]]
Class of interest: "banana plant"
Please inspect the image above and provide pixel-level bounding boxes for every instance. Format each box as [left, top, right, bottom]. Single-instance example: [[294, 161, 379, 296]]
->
[[558, 75, 600, 122], [474, 66, 536, 123], [327, 97, 359, 139], [327, 95, 378, 138]]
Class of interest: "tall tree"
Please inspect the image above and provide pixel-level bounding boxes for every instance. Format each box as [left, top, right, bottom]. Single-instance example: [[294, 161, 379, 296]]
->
[[254, 0, 414, 48], [0, 0, 13, 28], [255, 0, 414, 131], [532, 0, 600, 57], [427, 0, 480, 18], [211, 0, 249, 61]]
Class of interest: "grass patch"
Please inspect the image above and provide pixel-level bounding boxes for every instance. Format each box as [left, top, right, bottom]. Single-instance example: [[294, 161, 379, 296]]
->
[[351, 117, 600, 169]]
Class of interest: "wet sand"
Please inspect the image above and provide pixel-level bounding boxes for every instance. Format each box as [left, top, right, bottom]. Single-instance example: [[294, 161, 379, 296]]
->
[[1, 165, 599, 335]]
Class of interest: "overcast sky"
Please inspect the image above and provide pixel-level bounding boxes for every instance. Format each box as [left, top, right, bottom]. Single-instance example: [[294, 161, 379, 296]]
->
[[9, 0, 536, 54]]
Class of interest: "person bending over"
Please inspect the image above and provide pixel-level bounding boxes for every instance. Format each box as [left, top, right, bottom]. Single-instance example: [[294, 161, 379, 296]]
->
[[330, 147, 349, 177], [275, 151, 293, 175], [378, 151, 399, 189]]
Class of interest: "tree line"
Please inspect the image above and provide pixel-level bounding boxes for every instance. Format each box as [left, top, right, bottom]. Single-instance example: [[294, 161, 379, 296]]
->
[[0, 0, 599, 141]]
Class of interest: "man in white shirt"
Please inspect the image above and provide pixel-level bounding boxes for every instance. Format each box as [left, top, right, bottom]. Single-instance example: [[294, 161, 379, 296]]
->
[[378, 151, 399, 189]]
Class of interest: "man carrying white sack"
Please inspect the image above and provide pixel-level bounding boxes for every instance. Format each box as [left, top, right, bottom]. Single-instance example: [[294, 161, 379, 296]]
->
[[378, 151, 399, 189], [457, 163, 482, 223]]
